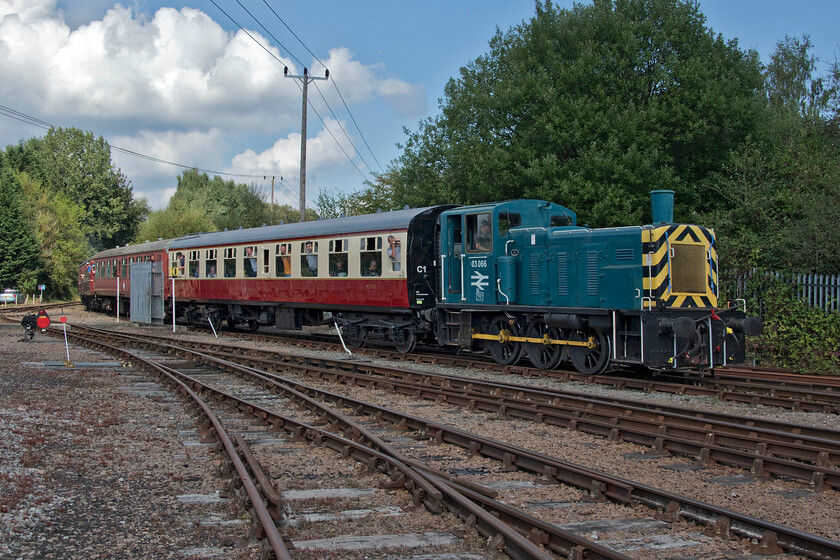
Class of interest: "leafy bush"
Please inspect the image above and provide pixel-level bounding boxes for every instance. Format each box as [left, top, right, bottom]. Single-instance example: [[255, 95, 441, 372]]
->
[[753, 283, 840, 372]]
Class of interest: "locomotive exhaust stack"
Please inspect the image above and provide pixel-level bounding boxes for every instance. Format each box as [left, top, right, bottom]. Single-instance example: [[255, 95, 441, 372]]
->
[[650, 189, 675, 224]]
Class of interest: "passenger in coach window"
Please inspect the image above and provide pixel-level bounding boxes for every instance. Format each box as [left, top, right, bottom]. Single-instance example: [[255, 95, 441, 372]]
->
[[279, 244, 291, 277], [386, 235, 401, 271], [245, 247, 257, 277], [331, 257, 347, 277], [363, 258, 380, 277], [176, 252, 185, 275], [207, 265, 217, 278], [302, 241, 318, 276]]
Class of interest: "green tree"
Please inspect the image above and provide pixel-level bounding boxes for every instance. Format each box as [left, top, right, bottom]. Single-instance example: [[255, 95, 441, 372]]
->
[[0, 160, 42, 291], [391, 0, 764, 227], [134, 197, 216, 244], [18, 172, 88, 299], [25, 127, 148, 251], [765, 35, 837, 120], [316, 177, 407, 219], [264, 204, 318, 224], [170, 169, 272, 231], [703, 38, 840, 274], [315, 189, 354, 220]]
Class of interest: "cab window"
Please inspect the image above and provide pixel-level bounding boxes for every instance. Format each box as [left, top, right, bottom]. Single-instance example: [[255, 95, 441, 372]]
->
[[498, 212, 521, 236], [551, 214, 573, 227], [466, 212, 492, 253]]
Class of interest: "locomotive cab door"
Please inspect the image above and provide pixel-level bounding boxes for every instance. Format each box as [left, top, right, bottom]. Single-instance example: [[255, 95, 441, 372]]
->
[[443, 214, 463, 302]]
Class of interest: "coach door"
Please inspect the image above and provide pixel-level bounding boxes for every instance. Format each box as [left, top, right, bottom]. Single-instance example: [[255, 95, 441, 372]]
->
[[129, 260, 164, 325]]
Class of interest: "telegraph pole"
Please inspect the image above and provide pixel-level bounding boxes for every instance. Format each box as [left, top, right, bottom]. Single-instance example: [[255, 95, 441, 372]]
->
[[264, 175, 282, 213], [284, 66, 329, 222]]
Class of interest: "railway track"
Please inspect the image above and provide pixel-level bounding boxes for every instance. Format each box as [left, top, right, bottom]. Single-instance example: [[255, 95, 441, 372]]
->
[[78, 325, 840, 490], [48, 324, 840, 559], [211, 327, 840, 414], [0, 301, 82, 316]]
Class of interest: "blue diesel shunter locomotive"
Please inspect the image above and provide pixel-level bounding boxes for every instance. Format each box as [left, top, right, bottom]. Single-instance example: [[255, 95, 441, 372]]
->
[[434, 191, 760, 374]]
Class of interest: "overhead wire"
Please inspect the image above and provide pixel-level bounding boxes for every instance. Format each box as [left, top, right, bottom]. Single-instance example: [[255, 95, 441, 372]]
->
[[0, 104, 272, 181], [4, 1, 388, 193], [258, 0, 384, 173], [221, 0, 371, 182]]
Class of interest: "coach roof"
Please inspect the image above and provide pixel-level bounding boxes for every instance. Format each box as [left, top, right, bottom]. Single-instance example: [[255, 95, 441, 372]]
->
[[168, 205, 451, 250], [92, 238, 171, 260]]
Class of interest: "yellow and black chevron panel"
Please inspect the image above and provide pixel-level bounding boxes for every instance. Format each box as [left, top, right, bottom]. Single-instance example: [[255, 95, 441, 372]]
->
[[642, 225, 718, 309]]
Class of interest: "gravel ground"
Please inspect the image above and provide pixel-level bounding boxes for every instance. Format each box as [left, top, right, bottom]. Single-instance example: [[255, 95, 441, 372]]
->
[[0, 316, 261, 560], [2, 307, 840, 559]]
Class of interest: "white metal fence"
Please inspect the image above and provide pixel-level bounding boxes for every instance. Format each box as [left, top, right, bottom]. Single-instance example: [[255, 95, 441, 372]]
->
[[721, 270, 840, 314]]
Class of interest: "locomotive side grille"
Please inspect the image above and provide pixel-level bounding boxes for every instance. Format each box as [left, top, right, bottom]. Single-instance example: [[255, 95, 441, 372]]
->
[[557, 252, 568, 296], [671, 243, 707, 294], [530, 254, 540, 295], [587, 251, 599, 297], [615, 248, 634, 261]]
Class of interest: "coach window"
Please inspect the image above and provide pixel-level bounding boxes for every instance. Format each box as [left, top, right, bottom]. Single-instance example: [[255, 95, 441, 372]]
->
[[243, 245, 258, 278], [121, 258, 127, 277], [188, 251, 200, 278], [224, 248, 237, 278], [466, 212, 492, 253], [261, 247, 270, 275], [329, 239, 348, 277], [275, 243, 291, 277], [205, 249, 218, 278], [360, 236, 381, 277], [300, 240, 318, 277]]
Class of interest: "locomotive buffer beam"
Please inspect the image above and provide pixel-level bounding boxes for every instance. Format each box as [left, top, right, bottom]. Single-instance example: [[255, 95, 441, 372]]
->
[[472, 331, 596, 348]]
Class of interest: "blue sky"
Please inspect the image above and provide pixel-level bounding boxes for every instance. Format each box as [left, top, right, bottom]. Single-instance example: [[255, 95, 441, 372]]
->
[[1, 0, 838, 212]]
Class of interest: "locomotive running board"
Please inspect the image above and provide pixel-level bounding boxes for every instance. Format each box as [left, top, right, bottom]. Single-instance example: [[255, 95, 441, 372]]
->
[[472, 331, 596, 348]]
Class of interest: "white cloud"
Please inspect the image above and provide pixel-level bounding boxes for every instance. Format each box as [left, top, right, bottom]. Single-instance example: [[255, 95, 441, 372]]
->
[[110, 128, 229, 207], [314, 47, 426, 117], [0, 0, 419, 208], [230, 117, 355, 201]]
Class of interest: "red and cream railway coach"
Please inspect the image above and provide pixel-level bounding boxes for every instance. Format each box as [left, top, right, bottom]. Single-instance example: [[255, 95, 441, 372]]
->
[[79, 239, 169, 313], [166, 205, 454, 350]]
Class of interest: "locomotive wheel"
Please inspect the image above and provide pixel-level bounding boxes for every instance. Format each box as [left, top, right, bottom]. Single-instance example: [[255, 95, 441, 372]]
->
[[569, 328, 610, 375], [394, 329, 416, 353], [485, 316, 522, 365], [525, 320, 563, 370]]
